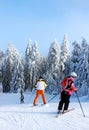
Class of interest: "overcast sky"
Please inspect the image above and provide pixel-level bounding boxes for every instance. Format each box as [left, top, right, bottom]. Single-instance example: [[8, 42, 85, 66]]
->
[[0, 0, 89, 55]]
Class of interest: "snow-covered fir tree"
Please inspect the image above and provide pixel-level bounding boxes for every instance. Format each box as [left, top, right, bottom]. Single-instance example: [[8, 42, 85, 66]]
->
[[76, 38, 89, 96], [24, 39, 33, 91], [39, 55, 47, 77], [70, 41, 81, 73], [60, 35, 70, 78], [86, 45, 89, 92], [0, 49, 4, 82], [0, 49, 4, 60], [46, 39, 60, 94], [2, 57, 12, 92], [10, 55, 25, 93], [25, 40, 41, 91], [31, 41, 41, 87], [2, 44, 21, 92]]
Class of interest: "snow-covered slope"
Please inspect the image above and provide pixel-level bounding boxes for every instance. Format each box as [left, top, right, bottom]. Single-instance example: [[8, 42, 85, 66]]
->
[[0, 93, 89, 130]]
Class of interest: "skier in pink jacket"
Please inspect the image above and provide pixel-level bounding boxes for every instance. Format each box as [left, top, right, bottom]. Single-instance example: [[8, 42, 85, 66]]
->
[[58, 72, 77, 114]]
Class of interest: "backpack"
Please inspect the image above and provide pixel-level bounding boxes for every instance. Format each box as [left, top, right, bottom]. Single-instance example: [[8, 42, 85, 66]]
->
[[61, 77, 68, 88]]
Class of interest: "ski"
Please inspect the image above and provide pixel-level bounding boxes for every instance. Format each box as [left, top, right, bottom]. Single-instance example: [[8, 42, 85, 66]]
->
[[29, 103, 48, 108], [56, 108, 75, 118]]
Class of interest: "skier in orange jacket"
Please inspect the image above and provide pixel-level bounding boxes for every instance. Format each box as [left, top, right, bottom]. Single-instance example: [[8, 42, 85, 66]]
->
[[58, 72, 77, 113], [33, 76, 47, 106]]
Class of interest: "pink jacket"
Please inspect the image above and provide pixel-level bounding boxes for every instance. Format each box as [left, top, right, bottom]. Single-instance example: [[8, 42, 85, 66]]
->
[[62, 77, 77, 95]]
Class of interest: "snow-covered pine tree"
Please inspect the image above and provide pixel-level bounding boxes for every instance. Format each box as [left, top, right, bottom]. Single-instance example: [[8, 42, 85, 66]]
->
[[2, 44, 20, 92], [70, 41, 81, 73], [86, 45, 89, 95], [24, 39, 33, 91], [2, 44, 24, 93], [10, 55, 25, 93], [2, 57, 12, 92], [46, 39, 60, 94], [25, 40, 41, 91], [76, 38, 89, 96], [60, 35, 70, 78], [0, 49, 4, 60], [0, 49, 4, 82], [39, 55, 47, 77], [31, 41, 41, 88]]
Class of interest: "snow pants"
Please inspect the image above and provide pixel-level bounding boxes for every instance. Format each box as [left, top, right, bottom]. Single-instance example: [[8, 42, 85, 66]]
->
[[33, 90, 46, 105], [58, 91, 71, 111]]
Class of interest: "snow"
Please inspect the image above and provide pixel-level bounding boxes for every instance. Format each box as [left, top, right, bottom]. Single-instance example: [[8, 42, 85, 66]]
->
[[0, 92, 89, 130]]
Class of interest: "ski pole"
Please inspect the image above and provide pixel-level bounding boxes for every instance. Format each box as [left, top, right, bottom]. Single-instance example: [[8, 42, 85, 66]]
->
[[48, 94, 58, 103], [28, 88, 35, 103], [76, 92, 85, 117]]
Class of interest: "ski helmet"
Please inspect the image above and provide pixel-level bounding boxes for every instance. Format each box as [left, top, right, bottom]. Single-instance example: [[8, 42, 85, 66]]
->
[[70, 72, 77, 77]]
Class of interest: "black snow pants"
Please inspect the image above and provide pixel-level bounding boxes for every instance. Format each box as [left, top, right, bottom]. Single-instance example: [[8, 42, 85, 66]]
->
[[58, 91, 71, 111]]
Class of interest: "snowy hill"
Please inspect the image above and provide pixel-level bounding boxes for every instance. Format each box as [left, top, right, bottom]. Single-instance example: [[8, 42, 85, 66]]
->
[[0, 92, 89, 130]]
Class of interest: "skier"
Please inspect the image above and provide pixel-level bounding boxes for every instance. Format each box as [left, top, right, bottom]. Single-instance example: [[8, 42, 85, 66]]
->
[[19, 88, 24, 103], [33, 76, 47, 106], [58, 72, 77, 114]]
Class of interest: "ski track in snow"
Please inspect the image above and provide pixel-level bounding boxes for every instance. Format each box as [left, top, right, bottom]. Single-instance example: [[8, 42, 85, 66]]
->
[[0, 93, 89, 130]]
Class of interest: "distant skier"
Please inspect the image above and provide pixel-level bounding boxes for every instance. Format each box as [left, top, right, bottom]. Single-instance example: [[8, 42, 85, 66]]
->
[[33, 76, 47, 106], [58, 72, 77, 114], [19, 88, 24, 103]]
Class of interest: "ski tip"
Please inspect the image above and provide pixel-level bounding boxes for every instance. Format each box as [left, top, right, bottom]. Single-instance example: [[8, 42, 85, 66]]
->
[[55, 108, 75, 118]]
